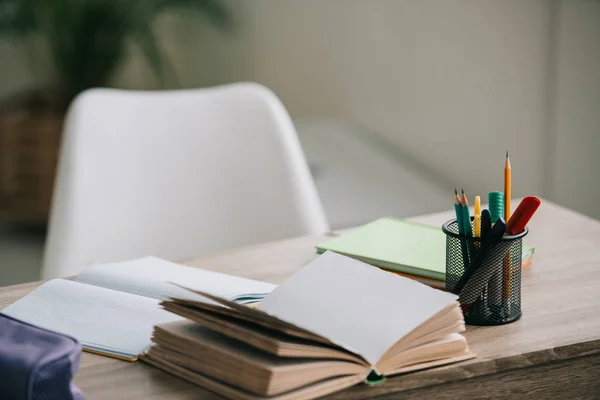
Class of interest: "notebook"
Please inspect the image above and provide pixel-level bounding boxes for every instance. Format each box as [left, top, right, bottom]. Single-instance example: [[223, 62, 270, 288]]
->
[[1, 257, 275, 361], [316, 217, 535, 281], [143, 251, 475, 400]]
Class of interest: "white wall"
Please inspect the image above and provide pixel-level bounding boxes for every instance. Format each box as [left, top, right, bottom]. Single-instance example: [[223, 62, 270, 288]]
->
[[223, 0, 552, 201], [1, 0, 599, 218], [550, 0, 600, 218]]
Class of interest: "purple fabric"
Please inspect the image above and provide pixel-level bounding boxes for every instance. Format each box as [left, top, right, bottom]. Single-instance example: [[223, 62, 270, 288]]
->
[[0, 313, 85, 400]]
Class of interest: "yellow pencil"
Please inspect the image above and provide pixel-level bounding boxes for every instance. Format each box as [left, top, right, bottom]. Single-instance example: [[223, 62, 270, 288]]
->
[[473, 195, 481, 238], [504, 151, 511, 220], [503, 151, 512, 316]]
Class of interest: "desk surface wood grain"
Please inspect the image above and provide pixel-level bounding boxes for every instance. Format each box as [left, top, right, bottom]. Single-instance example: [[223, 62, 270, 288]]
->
[[1, 199, 600, 399]]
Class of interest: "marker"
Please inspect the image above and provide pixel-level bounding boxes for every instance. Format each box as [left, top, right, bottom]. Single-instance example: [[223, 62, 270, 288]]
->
[[506, 196, 541, 235]]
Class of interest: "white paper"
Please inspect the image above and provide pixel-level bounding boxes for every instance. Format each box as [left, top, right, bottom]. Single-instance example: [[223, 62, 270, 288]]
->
[[75, 256, 276, 303], [1, 279, 180, 359], [257, 251, 458, 366]]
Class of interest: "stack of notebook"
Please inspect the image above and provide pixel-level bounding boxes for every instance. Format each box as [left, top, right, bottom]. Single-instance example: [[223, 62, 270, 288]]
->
[[316, 217, 535, 289], [145, 251, 475, 400]]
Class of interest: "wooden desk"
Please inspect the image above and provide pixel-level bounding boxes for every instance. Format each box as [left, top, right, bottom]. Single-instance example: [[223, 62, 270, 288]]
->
[[2, 200, 600, 399]]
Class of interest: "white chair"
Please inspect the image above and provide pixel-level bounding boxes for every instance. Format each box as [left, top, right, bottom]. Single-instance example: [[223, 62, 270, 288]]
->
[[41, 83, 329, 279]]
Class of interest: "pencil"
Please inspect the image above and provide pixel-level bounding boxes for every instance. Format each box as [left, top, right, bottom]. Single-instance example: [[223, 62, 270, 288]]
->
[[454, 189, 470, 278], [460, 190, 473, 238], [503, 151, 512, 316], [454, 189, 464, 235], [505, 151, 511, 220], [473, 196, 481, 238]]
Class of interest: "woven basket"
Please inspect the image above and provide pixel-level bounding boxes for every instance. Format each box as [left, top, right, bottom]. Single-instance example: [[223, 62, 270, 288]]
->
[[0, 91, 64, 223]]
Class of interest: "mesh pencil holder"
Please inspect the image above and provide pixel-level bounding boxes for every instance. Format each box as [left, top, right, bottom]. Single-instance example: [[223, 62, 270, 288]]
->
[[442, 218, 528, 326]]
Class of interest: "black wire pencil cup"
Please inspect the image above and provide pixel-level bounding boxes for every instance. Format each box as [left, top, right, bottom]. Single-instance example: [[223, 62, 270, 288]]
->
[[443, 217, 528, 326]]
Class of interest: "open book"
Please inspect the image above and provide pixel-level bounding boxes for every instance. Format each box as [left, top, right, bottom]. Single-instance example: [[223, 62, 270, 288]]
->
[[1, 257, 275, 361], [144, 251, 475, 400]]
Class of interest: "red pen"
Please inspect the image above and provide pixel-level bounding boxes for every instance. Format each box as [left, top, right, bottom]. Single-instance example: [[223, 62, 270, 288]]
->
[[506, 196, 541, 235]]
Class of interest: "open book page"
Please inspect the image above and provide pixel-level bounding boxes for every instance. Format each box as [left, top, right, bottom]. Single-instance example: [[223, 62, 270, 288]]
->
[[169, 288, 332, 345], [161, 301, 367, 363], [378, 333, 471, 373], [257, 251, 459, 366], [143, 353, 365, 400], [1, 279, 180, 359], [150, 321, 367, 396], [75, 256, 276, 303]]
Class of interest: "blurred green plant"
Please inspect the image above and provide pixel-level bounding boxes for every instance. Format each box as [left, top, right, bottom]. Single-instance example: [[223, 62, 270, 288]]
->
[[0, 0, 232, 105]]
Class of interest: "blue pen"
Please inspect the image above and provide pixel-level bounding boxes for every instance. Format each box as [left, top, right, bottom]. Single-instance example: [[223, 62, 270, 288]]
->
[[455, 217, 507, 295], [459, 218, 507, 306], [481, 208, 501, 308], [481, 209, 492, 238]]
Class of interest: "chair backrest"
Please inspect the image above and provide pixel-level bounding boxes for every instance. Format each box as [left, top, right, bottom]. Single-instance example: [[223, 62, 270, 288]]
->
[[41, 83, 329, 279]]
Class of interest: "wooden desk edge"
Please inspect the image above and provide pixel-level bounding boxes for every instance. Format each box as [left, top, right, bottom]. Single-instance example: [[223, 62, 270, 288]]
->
[[335, 338, 600, 398]]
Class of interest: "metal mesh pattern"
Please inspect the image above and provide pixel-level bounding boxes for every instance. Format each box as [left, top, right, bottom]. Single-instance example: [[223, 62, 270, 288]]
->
[[443, 219, 525, 326]]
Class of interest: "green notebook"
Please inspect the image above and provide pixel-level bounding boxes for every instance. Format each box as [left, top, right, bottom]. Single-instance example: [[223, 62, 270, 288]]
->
[[316, 217, 535, 281]]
